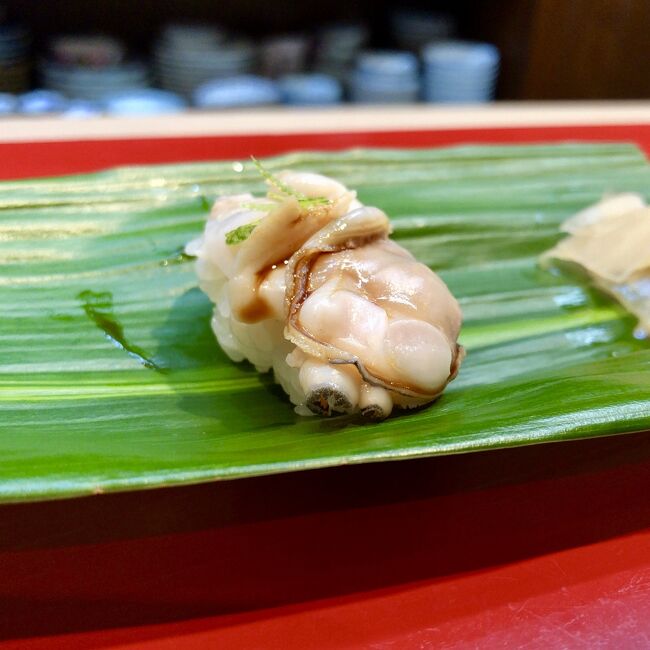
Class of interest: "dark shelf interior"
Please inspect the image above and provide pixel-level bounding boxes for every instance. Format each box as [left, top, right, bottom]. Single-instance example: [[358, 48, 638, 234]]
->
[[2, 0, 650, 100]]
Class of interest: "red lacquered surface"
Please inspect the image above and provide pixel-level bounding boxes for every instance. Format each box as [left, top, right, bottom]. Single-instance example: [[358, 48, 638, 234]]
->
[[1, 122, 650, 649], [1, 123, 650, 179]]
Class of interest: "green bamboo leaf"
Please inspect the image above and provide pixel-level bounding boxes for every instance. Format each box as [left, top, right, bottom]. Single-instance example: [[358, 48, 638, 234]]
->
[[1, 143, 650, 503]]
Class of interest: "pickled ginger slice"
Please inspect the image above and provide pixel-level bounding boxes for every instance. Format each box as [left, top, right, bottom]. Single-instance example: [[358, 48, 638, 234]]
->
[[543, 194, 650, 335]]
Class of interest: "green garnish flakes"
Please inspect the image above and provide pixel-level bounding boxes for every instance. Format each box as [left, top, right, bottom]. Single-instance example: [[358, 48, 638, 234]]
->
[[225, 221, 261, 245], [251, 156, 308, 201], [224, 158, 333, 246], [252, 156, 332, 207]]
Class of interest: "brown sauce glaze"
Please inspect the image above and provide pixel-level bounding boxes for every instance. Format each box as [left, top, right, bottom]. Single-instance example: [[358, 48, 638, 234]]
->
[[238, 295, 272, 323], [236, 260, 289, 324]]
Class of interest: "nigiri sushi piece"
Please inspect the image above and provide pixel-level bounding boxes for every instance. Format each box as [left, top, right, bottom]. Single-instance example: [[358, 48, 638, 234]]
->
[[188, 165, 463, 419]]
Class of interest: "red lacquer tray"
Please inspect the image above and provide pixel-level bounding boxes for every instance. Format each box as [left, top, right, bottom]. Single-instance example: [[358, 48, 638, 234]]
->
[[2, 110, 650, 649]]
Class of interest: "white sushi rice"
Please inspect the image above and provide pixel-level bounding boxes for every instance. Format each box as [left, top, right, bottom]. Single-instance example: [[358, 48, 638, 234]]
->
[[188, 190, 310, 414]]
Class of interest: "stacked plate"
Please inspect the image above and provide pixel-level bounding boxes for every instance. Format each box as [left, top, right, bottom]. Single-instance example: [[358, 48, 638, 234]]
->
[[61, 99, 103, 118], [0, 92, 17, 114], [159, 23, 227, 52], [278, 73, 342, 105], [154, 24, 256, 98], [422, 41, 500, 103], [18, 89, 68, 114], [103, 89, 187, 115], [49, 34, 125, 67], [41, 61, 149, 100], [260, 34, 309, 78], [193, 75, 280, 109], [313, 24, 368, 84], [350, 50, 419, 104], [0, 24, 31, 94], [391, 9, 455, 52]]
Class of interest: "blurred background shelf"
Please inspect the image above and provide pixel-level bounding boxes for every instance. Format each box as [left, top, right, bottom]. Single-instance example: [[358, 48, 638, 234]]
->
[[1, 0, 649, 117]]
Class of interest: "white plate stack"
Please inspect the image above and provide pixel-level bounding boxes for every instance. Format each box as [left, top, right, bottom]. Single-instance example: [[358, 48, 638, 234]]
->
[[313, 24, 368, 84], [391, 10, 455, 52], [350, 51, 419, 104], [40, 35, 149, 101], [422, 41, 500, 103], [18, 89, 68, 114], [278, 73, 342, 105], [0, 92, 17, 114], [260, 34, 309, 78], [193, 75, 280, 109], [0, 24, 30, 94], [153, 24, 256, 98], [41, 61, 149, 100], [103, 89, 187, 115]]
